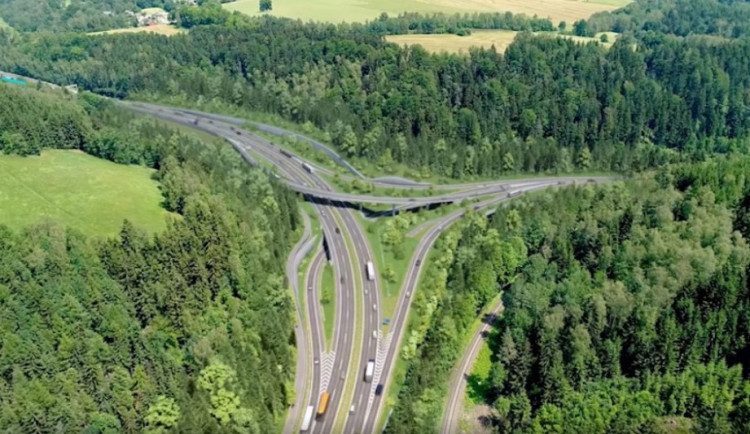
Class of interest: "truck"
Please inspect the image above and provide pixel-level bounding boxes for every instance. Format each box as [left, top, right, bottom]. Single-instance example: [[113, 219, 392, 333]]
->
[[316, 392, 330, 417], [300, 406, 314, 432], [364, 359, 375, 382], [302, 162, 314, 173], [366, 261, 375, 281], [280, 149, 293, 158]]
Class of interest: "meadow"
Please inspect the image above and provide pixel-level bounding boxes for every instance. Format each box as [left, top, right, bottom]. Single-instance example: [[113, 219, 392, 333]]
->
[[224, 0, 630, 24], [386, 30, 619, 54], [0, 150, 172, 237], [88, 23, 185, 36]]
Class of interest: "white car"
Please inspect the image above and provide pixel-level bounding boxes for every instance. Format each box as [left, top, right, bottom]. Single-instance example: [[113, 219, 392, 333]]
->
[[372, 331, 377, 339], [372, 304, 377, 311], [350, 405, 355, 414]]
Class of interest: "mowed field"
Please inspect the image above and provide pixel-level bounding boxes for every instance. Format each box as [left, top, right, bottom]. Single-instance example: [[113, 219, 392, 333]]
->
[[225, 0, 630, 24], [88, 24, 185, 36], [0, 150, 173, 237], [386, 30, 619, 54]]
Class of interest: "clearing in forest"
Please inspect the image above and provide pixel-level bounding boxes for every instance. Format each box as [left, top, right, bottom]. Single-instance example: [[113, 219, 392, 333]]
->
[[386, 30, 619, 54], [225, 0, 630, 25], [0, 149, 172, 237], [88, 24, 185, 36]]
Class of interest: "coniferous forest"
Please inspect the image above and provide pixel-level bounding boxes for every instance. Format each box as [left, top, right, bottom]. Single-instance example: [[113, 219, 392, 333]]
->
[[0, 87, 300, 432]]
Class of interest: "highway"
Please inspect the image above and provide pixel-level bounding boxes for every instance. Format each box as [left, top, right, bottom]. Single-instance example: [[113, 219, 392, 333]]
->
[[122, 101, 613, 434]]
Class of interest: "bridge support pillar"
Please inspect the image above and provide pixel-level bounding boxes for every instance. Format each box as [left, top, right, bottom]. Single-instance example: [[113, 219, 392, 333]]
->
[[392, 204, 396, 216]]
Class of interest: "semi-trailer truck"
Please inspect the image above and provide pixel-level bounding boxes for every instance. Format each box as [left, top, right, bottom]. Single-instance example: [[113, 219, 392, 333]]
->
[[300, 406, 314, 432], [364, 359, 375, 382]]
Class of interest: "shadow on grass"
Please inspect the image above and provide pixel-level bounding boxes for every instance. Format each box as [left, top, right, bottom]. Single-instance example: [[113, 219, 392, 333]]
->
[[466, 372, 492, 404]]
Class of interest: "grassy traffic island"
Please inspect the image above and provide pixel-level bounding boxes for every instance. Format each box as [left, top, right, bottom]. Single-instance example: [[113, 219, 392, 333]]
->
[[0, 149, 173, 237]]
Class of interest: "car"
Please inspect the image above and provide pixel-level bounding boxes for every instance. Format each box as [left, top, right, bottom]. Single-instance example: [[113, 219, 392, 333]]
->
[[405, 291, 411, 298], [364, 289, 368, 295], [350, 405, 356, 414], [416, 259, 421, 266], [372, 304, 377, 311], [341, 371, 346, 380], [308, 286, 312, 291], [335, 227, 340, 234], [382, 318, 390, 325], [372, 330, 377, 339], [314, 359, 319, 365], [375, 384, 383, 395], [340, 277, 345, 284]]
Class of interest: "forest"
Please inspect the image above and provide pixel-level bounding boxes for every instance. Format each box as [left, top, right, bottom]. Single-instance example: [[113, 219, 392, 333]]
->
[[0, 86, 301, 432], [0, 0, 175, 33], [389, 158, 750, 433], [2, 1, 750, 179]]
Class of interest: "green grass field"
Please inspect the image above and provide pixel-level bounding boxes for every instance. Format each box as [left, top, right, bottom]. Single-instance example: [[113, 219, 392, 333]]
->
[[466, 341, 493, 404], [225, 0, 630, 24], [387, 30, 619, 55], [0, 150, 172, 237], [321, 263, 336, 351]]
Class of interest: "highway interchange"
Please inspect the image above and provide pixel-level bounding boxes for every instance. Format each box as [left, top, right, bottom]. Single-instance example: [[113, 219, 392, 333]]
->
[[124, 101, 612, 433]]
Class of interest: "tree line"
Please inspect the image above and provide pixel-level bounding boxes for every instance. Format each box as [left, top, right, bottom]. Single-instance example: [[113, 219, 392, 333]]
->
[[0, 87, 301, 432]]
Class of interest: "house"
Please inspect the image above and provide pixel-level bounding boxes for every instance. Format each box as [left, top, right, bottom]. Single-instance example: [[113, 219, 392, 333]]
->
[[135, 9, 170, 27]]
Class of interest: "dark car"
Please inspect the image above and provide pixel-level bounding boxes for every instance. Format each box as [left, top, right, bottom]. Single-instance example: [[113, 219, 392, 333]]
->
[[416, 259, 421, 267], [335, 227, 340, 234], [375, 384, 383, 395]]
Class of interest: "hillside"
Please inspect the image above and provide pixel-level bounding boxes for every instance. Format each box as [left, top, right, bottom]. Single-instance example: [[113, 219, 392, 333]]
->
[[0, 149, 171, 237], [0, 88, 301, 432]]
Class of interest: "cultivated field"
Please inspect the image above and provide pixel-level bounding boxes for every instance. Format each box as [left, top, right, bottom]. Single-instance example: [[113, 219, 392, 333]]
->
[[88, 24, 185, 36], [225, 0, 630, 24], [0, 150, 172, 237], [386, 30, 618, 54]]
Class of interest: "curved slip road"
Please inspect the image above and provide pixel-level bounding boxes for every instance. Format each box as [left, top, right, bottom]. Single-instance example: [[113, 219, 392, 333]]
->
[[283, 212, 315, 434]]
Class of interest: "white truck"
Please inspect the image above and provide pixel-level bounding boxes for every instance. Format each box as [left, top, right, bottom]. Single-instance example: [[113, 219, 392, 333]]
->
[[364, 359, 375, 382], [300, 405, 314, 432], [365, 260, 375, 281], [302, 162, 314, 173]]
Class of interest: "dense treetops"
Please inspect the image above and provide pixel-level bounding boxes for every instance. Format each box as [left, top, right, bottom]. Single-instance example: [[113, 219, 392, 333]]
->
[[389, 158, 750, 433], [0, 89, 301, 432], [590, 0, 750, 38], [0, 0, 175, 32]]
